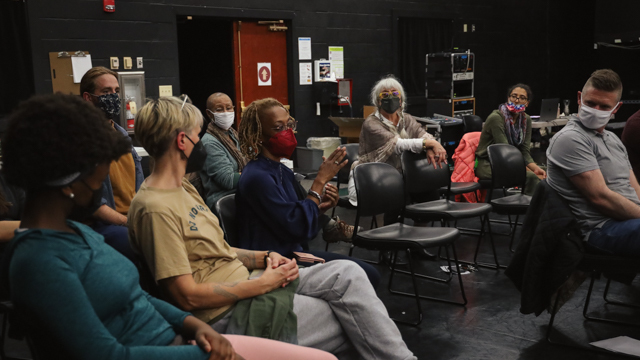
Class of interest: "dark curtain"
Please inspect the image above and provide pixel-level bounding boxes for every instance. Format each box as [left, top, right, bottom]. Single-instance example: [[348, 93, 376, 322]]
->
[[177, 17, 235, 137], [398, 18, 453, 97], [0, 1, 34, 118]]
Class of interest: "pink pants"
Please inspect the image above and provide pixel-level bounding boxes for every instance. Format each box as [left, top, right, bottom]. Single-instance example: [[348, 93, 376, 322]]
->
[[223, 335, 338, 360]]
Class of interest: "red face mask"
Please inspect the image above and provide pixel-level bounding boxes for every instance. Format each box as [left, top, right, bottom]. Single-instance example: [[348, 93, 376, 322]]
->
[[264, 128, 297, 159]]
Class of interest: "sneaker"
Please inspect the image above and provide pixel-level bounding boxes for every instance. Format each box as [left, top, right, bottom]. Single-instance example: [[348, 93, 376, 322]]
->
[[322, 216, 355, 243]]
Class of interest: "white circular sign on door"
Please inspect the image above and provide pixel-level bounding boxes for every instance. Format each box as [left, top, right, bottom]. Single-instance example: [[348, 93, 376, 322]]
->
[[258, 63, 272, 86]]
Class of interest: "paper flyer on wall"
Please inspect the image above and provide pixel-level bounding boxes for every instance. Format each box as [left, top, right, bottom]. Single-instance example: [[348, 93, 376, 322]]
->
[[328, 46, 344, 79], [299, 62, 312, 85], [298, 37, 312, 60]]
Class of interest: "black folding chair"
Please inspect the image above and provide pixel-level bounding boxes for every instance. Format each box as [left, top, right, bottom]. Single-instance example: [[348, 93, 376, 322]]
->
[[547, 252, 640, 355], [484, 144, 532, 265], [331, 143, 359, 218], [350, 162, 464, 326], [215, 194, 239, 247], [401, 151, 497, 268], [462, 115, 483, 133]]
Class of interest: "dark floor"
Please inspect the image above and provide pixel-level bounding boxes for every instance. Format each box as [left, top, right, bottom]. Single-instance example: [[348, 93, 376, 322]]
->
[[3, 191, 639, 359], [317, 203, 640, 360]]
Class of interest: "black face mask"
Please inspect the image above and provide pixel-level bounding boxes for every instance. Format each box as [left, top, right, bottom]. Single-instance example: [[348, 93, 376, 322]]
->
[[68, 180, 103, 222], [184, 135, 208, 174], [380, 96, 401, 114], [92, 93, 121, 120]]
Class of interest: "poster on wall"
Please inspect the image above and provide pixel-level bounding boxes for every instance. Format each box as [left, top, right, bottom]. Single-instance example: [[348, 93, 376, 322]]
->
[[314, 60, 333, 82], [328, 46, 344, 79], [257, 62, 272, 86], [299, 62, 312, 85], [298, 37, 312, 60]]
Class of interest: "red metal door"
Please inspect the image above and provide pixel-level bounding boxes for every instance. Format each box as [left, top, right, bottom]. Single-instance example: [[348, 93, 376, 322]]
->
[[232, 21, 289, 125]]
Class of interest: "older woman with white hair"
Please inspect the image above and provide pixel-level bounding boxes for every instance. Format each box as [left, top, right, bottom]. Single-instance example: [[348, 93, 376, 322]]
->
[[359, 75, 447, 171], [356, 75, 447, 227]]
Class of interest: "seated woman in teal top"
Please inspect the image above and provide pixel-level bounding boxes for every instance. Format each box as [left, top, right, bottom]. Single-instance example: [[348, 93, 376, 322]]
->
[[199, 93, 248, 211], [0, 94, 335, 360]]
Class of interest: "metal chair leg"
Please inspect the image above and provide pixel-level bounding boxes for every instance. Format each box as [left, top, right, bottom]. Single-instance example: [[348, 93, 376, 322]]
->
[[451, 214, 504, 270], [546, 286, 562, 344], [508, 215, 520, 252], [603, 278, 640, 308], [473, 215, 504, 269], [389, 245, 467, 306], [388, 249, 423, 326], [547, 272, 640, 357], [449, 243, 468, 305], [583, 276, 640, 327]]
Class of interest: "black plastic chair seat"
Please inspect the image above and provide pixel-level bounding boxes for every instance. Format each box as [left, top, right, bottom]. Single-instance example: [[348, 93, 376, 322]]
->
[[444, 182, 481, 195], [405, 199, 492, 220], [490, 194, 531, 214], [354, 223, 459, 250]]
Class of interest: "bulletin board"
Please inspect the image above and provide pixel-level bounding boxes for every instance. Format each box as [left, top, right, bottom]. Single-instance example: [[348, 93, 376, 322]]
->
[[49, 51, 91, 95]]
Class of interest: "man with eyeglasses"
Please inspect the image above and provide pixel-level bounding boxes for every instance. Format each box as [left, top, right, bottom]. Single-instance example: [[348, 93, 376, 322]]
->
[[547, 69, 640, 257], [79, 66, 143, 262], [198, 92, 248, 212]]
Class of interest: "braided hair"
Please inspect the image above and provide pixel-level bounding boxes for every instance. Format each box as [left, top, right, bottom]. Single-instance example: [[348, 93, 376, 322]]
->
[[238, 98, 290, 161]]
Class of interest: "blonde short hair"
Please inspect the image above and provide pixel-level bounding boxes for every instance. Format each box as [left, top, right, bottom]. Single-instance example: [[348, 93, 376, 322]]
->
[[135, 96, 203, 158]]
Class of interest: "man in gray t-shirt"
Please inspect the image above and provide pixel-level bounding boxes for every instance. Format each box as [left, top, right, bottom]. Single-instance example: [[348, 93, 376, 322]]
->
[[546, 69, 640, 257]]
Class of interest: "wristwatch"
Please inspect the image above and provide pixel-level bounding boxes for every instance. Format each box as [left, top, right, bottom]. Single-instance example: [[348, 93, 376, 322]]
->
[[308, 189, 322, 202]]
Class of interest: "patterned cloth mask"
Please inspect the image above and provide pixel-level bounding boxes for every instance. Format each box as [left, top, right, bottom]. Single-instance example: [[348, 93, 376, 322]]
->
[[505, 101, 526, 113], [93, 93, 121, 119]]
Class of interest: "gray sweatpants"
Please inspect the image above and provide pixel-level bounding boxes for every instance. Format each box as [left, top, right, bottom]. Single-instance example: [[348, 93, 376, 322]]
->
[[213, 260, 415, 360], [294, 260, 416, 360]]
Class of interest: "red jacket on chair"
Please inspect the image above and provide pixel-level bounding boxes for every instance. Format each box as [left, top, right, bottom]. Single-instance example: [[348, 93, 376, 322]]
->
[[451, 132, 485, 203]]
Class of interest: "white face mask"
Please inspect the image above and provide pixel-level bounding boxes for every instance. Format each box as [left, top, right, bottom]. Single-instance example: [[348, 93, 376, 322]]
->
[[577, 101, 616, 130], [208, 110, 235, 131]]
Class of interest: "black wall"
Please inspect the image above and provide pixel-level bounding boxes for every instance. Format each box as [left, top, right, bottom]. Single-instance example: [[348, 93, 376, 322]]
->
[[0, 1, 33, 119], [21, 0, 605, 142]]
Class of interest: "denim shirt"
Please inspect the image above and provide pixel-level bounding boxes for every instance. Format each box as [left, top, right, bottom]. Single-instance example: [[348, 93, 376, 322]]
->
[[100, 123, 144, 210]]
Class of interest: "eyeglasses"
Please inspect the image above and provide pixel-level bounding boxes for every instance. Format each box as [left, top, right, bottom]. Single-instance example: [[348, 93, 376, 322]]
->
[[212, 105, 235, 113], [272, 118, 297, 132], [509, 94, 528, 101], [180, 94, 190, 110], [378, 91, 401, 99]]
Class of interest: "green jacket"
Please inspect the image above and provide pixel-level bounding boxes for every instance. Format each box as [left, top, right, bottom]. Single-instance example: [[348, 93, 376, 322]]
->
[[227, 278, 299, 344], [199, 132, 242, 211]]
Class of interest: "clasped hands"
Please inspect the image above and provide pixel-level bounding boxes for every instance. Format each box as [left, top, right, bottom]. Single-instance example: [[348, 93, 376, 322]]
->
[[262, 252, 299, 289]]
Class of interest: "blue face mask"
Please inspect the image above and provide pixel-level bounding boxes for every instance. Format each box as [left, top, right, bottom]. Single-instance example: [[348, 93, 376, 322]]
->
[[92, 93, 121, 119]]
